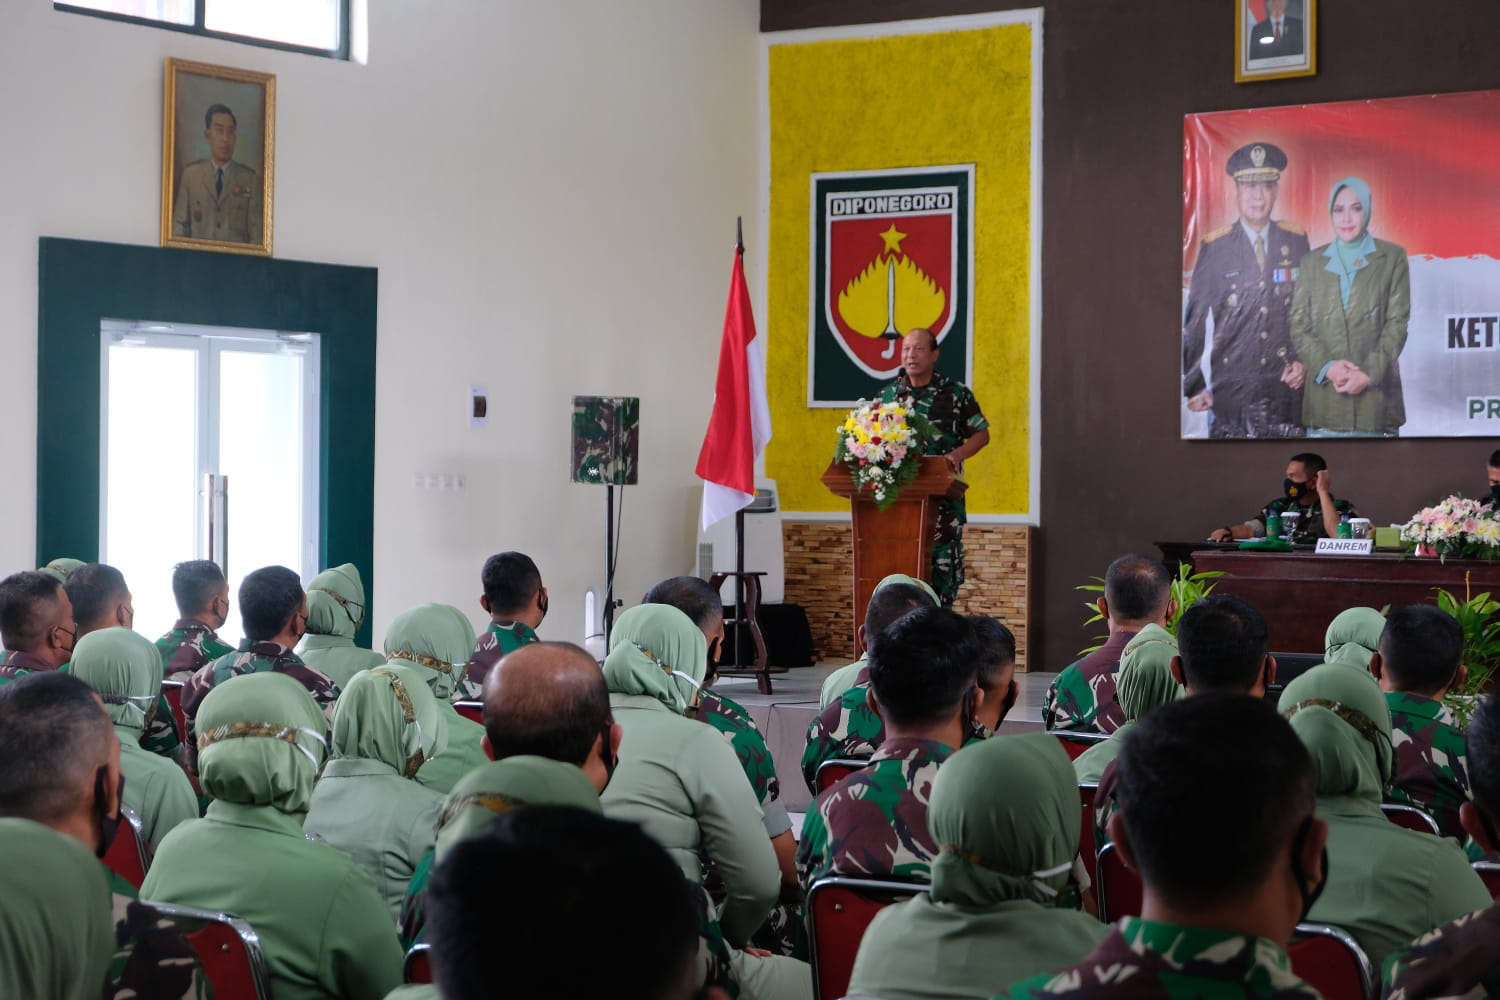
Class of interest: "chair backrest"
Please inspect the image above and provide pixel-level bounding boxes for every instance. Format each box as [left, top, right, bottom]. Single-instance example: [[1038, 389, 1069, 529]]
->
[[140, 900, 272, 1000], [161, 679, 188, 745], [453, 700, 483, 724], [815, 758, 870, 793], [1094, 841, 1142, 923], [404, 942, 433, 984], [1054, 731, 1109, 761], [1078, 783, 1099, 871], [1474, 860, 1500, 901], [103, 804, 150, 889], [1288, 922, 1376, 1000], [806, 876, 925, 1000], [1380, 802, 1440, 835]]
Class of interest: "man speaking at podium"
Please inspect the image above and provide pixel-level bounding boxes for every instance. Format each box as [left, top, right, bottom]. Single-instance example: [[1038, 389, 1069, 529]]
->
[[879, 328, 990, 606]]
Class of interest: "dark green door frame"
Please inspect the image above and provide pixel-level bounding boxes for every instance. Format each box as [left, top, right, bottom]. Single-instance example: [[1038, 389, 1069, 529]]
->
[[37, 237, 378, 646]]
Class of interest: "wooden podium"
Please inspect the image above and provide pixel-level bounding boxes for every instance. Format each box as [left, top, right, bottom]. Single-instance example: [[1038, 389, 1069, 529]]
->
[[822, 457, 967, 653]]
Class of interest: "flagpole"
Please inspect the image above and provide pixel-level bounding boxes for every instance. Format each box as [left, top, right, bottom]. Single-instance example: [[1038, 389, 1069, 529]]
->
[[732, 216, 747, 670]]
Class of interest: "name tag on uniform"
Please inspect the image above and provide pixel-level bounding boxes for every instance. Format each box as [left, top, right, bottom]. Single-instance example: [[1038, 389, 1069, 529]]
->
[[1315, 538, 1373, 555], [1273, 267, 1299, 283]]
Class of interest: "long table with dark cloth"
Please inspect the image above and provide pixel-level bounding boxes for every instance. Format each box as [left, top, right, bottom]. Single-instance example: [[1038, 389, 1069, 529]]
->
[[1178, 548, 1500, 653]]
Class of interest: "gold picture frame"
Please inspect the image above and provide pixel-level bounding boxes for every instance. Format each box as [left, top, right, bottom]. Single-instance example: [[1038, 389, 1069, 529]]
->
[[1235, 0, 1316, 84], [161, 58, 275, 256]]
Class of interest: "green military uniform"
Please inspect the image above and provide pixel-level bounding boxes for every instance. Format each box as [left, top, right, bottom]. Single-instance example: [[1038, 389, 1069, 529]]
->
[[459, 619, 539, 699], [104, 866, 206, 999], [1043, 631, 1136, 736], [300, 564, 386, 689], [1280, 665, 1491, 969], [1381, 903, 1500, 1000], [1251, 493, 1360, 544], [382, 603, 489, 794], [998, 917, 1326, 999], [1385, 691, 1470, 842], [155, 618, 235, 679], [184, 641, 341, 739], [879, 371, 989, 606], [817, 575, 939, 710], [0, 818, 114, 1000], [848, 734, 1107, 1000], [71, 628, 198, 852], [1322, 606, 1385, 669], [143, 673, 404, 1000], [0, 647, 57, 687], [1073, 625, 1181, 785], [599, 605, 810, 1000], [304, 665, 448, 919], [801, 665, 882, 793]]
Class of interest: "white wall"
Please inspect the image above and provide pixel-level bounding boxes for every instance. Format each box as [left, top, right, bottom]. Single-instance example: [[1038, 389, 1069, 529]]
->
[[0, 0, 762, 642]]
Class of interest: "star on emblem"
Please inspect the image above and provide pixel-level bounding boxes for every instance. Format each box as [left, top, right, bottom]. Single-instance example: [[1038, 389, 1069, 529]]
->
[[879, 224, 908, 256]]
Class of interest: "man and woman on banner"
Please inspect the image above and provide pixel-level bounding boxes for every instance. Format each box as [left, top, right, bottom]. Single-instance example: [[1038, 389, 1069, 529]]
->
[[1182, 141, 1410, 440]]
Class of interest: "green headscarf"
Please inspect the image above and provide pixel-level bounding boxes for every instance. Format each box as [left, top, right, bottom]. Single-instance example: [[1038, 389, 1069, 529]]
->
[[0, 819, 114, 1000], [197, 672, 329, 815], [1324, 607, 1385, 669], [306, 563, 367, 639], [331, 664, 448, 778], [38, 557, 84, 584], [433, 755, 601, 860], [1326, 176, 1376, 308], [601, 604, 707, 713], [928, 734, 1079, 907], [875, 573, 939, 605], [384, 604, 474, 702], [1116, 624, 1182, 723], [1279, 662, 1394, 804], [70, 627, 162, 735]]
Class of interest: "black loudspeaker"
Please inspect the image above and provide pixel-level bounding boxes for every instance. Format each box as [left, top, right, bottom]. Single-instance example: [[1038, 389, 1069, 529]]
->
[[570, 396, 640, 486]]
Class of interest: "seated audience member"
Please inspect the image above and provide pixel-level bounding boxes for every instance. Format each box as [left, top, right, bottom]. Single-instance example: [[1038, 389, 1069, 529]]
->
[[848, 733, 1108, 1000], [0, 672, 201, 998], [801, 580, 941, 792], [0, 570, 74, 682], [0, 818, 114, 1000], [71, 628, 197, 852], [1208, 451, 1357, 544], [798, 606, 982, 889], [1002, 694, 1329, 999], [459, 550, 545, 698], [1279, 663, 1490, 968], [971, 614, 1021, 735], [155, 559, 235, 679], [1045, 554, 1173, 735], [1383, 693, 1500, 996], [182, 565, 340, 737], [600, 605, 809, 1000], [1322, 605, 1386, 670], [1369, 604, 1470, 841], [304, 664, 447, 918], [1073, 624, 1180, 784], [38, 555, 85, 583], [143, 673, 403, 999], [299, 563, 385, 688], [385, 603, 488, 794], [426, 807, 721, 1000], [818, 573, 938, 708]]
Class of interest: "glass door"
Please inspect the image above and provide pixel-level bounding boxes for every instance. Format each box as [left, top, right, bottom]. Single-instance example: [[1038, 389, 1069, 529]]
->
[[101, 320, 320, 645]]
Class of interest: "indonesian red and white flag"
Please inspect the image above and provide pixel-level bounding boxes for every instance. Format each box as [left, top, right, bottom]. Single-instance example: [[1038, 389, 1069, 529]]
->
[[696, 240, 771, 531]]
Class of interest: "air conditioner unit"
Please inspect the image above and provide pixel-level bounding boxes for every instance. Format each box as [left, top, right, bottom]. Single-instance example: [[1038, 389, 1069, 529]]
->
[[697, 479, 785, 605]]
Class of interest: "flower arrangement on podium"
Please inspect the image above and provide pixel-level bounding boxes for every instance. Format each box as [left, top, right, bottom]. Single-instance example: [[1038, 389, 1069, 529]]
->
[[1400, 495, 1500, 559], [834, 398, 936, 511]]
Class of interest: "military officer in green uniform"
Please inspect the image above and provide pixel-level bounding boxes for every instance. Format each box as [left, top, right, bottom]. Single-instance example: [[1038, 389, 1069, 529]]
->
[[1209, 452, 1358, 544], [460, 551, 545, 698], [1183, 141, 1311, 439], [155, 560, 235, 679], [172, 103, 263, 245], [0, 570, 75, 685], [879, 328, 990, 606]]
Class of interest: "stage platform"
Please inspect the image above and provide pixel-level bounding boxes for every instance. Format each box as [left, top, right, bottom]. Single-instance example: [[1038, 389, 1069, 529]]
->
[[710, 664, 1055, 813]]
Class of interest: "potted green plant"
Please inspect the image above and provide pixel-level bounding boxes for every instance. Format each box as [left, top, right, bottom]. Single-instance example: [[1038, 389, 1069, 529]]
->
[[1075, 564, 1224, 656], [1433, 577, 1500, 726]]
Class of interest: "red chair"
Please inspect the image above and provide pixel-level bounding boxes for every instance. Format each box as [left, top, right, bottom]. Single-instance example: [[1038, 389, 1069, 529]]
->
[[162, 679, 188, 746], [815, 758, 870, 793], [1078, 783, 1099, 871], [103, 804, 151, 889], [1054, 731, 1109, 761], [1288, 922, 1376, 1000], [1380, 802, 1440, 835], [454, 701, 483, 724], [404, 943, 433, 984], [1474, 861, 1500, 900], [806, 876, 925, 1000], [141, 900, 272, 1000], [1094, 841, 1142, 922]]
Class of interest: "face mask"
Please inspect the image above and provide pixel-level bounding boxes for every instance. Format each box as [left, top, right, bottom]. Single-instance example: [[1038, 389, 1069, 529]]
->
[[597, 721, 617, 789], [1027, 860, 1077, 901], [93, 766, 124, 859], [1289, 816, 1329, 923], [1284, 478, 1307, 501], [537, 590, 549, 621]]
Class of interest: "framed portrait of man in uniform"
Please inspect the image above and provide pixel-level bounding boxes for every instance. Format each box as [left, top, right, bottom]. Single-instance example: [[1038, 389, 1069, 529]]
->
[[1235, 0, 1316, 83], [160, 58, 275, 257]]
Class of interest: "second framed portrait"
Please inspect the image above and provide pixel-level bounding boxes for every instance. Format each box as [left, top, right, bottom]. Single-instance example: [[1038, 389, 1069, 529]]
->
[[1235, 0, 1316, 83], [161, 58, 275, 256]]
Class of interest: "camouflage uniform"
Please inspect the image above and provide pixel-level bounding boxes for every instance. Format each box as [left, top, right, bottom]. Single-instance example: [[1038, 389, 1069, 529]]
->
[[879, 371, 989, 607], [800, 665, 882, 793], [1250, 495, 1359, 544], [1043, 632, 1136, 735], [1385, 691, 1470, 842], [999, 916, 1326, 999], [699, 690, 781, 811], [1381, 903, 1500, 1000], [104, 867, 205, 1000], [182, 642, 340, 740], [155, 619, 236, 680], [0, 649, 56, 687], [458, 620, 540, 699]]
